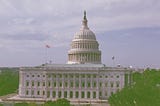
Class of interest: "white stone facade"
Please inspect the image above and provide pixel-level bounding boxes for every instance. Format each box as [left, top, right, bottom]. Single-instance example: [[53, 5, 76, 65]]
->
[[19, 64, 131, 101]]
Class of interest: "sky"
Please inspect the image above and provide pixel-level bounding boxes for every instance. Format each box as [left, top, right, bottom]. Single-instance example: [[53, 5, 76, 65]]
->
[[0, 0, 160, 68]]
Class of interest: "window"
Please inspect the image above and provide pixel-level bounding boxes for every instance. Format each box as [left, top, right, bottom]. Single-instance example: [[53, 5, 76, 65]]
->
[[76, 74, 79, 78], [111, 82, 114, 87], [70, 82, 73, 87], [93, 82, 96, 87], [31, 90, 34, 95], [43, 82, 45, 86], [59, 74, 62, 78], [99, 82, 102, 87], [26, 90, 29, 95], [82, 74, 85, 78], [81, 91, 85, 98], [117, 75, 119, 78], [52, 91, 56, 98], [48, 81, 51, 87], [32, 75, 34, 77], [70, 91, 73, 98], [37, 91, 40, 95], [26, 75, 29, 77], [76, 91, 79, 98], [93, 92, 96, 98], [48, 75, 51, 78], [87, 74, 91, 78], [58, 91, 61, 98], [65, 82, 68, 87], [26, 81, 29, 86], [116, 82, 120, 87], [82, 81, 85, 87], [105, 75, 108, 78], [87, 82, 91, 87], [37, 75, 40, 77], [54, 82, 56, 87], [53, 74, 56, 78], [65, 74, 67, 78], [105, 82, 108, 87], [32, 81, 34, 86], [87, 92, 90, 98], [105, 92, 107, 96], [47, 91, 50, 98], [43, 75, 45, 77], [43, 91, 45, 95], [93, 74, 96, 78], [60, 82, 62, 87], [111, 92, 114, 95], [69, 74, 73, 78], [37, 82, 40, 86], [64, 91, 67, 98], [76, 81, 79, 88], [99, 91, 102, 97]]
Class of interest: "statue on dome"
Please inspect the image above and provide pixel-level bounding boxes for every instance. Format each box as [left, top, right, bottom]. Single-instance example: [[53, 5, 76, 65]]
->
[[84, 10, 87, 20]]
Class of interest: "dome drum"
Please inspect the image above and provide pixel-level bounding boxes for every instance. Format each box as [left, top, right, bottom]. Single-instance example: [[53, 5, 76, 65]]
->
[[68, 50, 101, 54], [71, 39, 99, 50], [68, 52, 101, 64]]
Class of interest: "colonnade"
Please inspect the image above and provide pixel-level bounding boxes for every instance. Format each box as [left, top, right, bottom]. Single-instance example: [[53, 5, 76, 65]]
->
[[71, 41, 98, 49], [68, 53, 101, 63]]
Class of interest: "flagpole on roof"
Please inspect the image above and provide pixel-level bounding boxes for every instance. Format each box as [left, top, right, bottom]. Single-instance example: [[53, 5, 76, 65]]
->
[[45, 44, 50, 64], [112, 56, 115, 67]]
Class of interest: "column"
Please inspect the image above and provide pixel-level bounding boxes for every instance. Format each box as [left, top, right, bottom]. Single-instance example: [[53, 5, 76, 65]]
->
[[96, 75, 99, 99], [79, 75, 81, 99], [85, 74, 87, 99], [95, 54, 97, 62], [91, 91, 93, 99], [91, 53, 93, 62], [67, 79, 70, 98], [73, 74, 76, 99], [56, 78, 58, 98], [96, 90, 99, 99]]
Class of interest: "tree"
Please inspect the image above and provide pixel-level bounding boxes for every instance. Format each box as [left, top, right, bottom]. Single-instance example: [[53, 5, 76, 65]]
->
[[44, 101, 55, 106], [55, 98, 70, 106], [44, 99, 71, 106], [109, 70, 160, 106]]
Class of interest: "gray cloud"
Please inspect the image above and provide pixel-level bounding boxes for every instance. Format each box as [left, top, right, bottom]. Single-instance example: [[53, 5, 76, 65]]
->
[[0, 0, 160, 67]]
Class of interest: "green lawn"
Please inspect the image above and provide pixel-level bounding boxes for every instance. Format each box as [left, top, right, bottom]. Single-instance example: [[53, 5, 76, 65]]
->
[[109, 69, 160, 106], [0, 68, 19, 96], [13, 99, 71, 106]]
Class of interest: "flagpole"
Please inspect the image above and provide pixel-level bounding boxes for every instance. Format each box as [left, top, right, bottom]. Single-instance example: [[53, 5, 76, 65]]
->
[[112, 56, 115, 67], [45, 46, 47, 64], [45, 45, 50, 64]]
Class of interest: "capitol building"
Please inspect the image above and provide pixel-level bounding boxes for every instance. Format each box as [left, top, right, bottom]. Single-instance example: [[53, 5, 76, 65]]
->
[[18, 11, 132, 102]]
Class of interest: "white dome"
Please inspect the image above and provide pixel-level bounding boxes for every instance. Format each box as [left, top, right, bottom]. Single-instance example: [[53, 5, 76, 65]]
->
[[67, 11, 101, 64], [74, 29, 96, 40]]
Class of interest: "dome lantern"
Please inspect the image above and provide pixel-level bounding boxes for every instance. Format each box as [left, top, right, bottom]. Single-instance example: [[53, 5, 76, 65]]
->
[[81, 10, 89, 30]]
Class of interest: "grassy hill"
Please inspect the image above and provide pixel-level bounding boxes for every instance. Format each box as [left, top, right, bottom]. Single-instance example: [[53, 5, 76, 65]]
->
[[109, 69, 160, 106], [0, 68, 19, 96]]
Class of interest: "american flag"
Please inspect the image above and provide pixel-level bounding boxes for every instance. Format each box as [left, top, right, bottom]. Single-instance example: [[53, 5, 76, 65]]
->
[[45, 45, 50, 48], [112, 56, 115, 60]]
